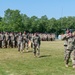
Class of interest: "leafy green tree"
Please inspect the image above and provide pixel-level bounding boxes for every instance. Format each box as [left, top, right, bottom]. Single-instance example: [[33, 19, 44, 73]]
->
[[21, 14, 30, 32], [3, 9, 24, 32], [30, 16, 39, 32], [66, 16, 75, 29], [38, 15, 48, 33], [48, 18, 57, 33], [1, 8, 75, 34]]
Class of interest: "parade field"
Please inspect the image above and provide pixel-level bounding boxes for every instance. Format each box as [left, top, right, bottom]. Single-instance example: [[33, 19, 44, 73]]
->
[[0, 40, 75, 75]]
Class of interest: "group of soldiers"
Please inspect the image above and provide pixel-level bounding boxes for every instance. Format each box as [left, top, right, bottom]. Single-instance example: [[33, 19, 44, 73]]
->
[[62, 29, 75, 68], [39, 33, 55, 41], [0, 31, 56, 57], [1, 30, 75, 68], [0, 31, 41, 57]]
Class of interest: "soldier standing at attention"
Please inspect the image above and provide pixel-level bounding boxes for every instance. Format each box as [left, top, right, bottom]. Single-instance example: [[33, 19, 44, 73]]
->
[[5, 32, 10, 48], [25, 33, 29, 52], [62, 29, 75, 68], [10, 32, 15, 48], [17, 32, 23, 52], [22, 31, 26, 52]]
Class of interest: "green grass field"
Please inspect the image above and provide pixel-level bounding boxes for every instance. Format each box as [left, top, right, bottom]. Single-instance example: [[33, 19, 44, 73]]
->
[[0, 40, 75, 75]]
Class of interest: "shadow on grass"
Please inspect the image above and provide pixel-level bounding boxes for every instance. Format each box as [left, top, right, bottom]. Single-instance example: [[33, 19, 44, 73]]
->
[[39, 54, 51, 58]]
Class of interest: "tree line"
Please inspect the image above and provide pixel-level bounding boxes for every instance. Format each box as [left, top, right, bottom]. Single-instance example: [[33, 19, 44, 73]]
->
[[0, 9, 75, 35]]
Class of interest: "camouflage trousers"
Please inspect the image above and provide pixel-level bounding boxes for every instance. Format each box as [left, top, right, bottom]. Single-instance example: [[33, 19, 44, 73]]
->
[[71, 49, 75, 66], [64, 46, 68, 61], [10, 40, 15, 48], [25, 42, 29, 50], [18, 41, 23, 51], [2, 40, 5, 48], [64, 46, 75, 65], [5, 40, 10, 48], [33, 43, 40, 56], [22, 41, 28, 51]]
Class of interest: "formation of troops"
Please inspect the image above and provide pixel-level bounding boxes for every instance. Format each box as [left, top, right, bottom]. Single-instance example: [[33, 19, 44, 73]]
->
[[0, 32, 55, 57], [0, 31, 42, 57], [0, 32, 55, 48], [39, 33, 55, 41], [62, 29, 75, 68]]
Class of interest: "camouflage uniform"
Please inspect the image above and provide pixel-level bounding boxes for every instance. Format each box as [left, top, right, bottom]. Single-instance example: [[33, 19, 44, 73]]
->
[[22, 32, 26, 51], [5, 32, 10, 48], [17, 32, 23, 52], [10, 33, 15, 48], [62, 31, 75, 67], [31, 34, 34, 48], [25, 33, 29, 51], [33, 33, 41, 57]]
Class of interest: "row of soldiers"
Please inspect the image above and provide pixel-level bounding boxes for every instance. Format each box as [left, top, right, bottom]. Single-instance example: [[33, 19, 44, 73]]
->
[[62, 29, 75, 68], [0, 32, 55, 49], [39, 33, 55, 41], [0, 31, 41, 57]]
